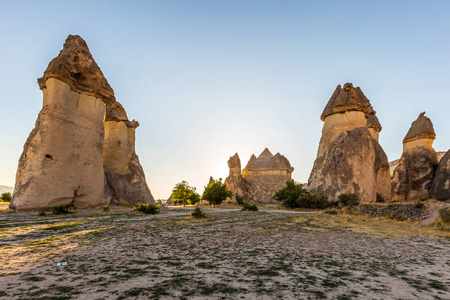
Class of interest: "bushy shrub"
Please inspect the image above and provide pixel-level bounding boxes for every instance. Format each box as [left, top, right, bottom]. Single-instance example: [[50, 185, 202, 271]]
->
[[1, 192, 11, 202], [100, 206, 110, 212], [191, 206, 207, 218], [171, 181, 201, 206], [274, 180, 333, 209], [202, 178, 233, 207], [52, 205, 70, 215], [241, 203, 258, 211], [439, 207, 450, 224], [134, 203, 160, 215], [235, 195, 246, 206], [38, 210, 46, 216], [338, 193, 360, 207]]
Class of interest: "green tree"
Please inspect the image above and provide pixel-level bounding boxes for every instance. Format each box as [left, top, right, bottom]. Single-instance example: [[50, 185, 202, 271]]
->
[[202, 178, 233, 207], [171, 181, 201, 206], [1, 192, 11, 202], [274, 180, 332, 209]]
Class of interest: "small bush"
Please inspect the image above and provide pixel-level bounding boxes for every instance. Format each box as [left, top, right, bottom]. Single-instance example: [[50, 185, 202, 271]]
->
[[235, 195, 246, 206], [134, 203, 160, 215], [274, 180, 334, 209], [324, 209, 338, 215], [38, 210, 46, 216], [191, 206, 207, 218], [439, 207, 450, 224], [338, 193, 360, 207], [1, 192, 11, 202], [100, 206, 110, 212], [241, 203, 258, 211], [52, 205, 70, 215], [414, 201, 425, 209]]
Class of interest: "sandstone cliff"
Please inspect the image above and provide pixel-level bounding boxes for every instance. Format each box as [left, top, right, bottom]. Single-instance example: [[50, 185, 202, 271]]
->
[[391, 113, 439, 202], [308, 83, 391, 202]]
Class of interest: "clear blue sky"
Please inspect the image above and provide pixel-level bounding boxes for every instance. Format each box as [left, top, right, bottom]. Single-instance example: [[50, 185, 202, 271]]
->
[[0, 1, 449, 199]]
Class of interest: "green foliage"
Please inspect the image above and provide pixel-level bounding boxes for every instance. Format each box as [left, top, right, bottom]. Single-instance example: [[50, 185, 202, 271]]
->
[[134, 203, 160, 215], [274, 180, 333, 209], [52, 205, 70, 215], [202, 178, 233, 207], [171, 181, 201, 206], [38, 210, 46, 216], [191, 206, 207, 218], [1, 192, 11, 202], [241, 203, 258, 211], [438, 207, 450, 224], [100, 206, 111, 212], [235, 195, 246, 206], [338, 193, 360, 207]]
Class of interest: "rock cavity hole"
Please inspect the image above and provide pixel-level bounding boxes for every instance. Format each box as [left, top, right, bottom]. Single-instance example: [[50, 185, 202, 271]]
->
[[45, 154, 53, 160]]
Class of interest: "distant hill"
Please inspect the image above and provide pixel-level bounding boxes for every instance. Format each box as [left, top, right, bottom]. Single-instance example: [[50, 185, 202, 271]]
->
[[389, 151, 447, 174], [0, 185, 13, 194]]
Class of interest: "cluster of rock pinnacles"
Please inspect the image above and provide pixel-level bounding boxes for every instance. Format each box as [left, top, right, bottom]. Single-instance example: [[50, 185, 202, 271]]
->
[[9, 35, 450, 210], [225, 84, 449, 203]]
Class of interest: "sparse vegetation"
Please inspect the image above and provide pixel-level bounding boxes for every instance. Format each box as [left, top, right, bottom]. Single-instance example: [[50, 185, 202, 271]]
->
[[274, 180, 334, 209], [338, 193, 360, 207], [38, 210, 46, 216], [170, 181, 201, 206], [1, 192, 11, 202], [100, 206, 110, 212], [134, 203, 160, 214], [241, 203, 258, 211], [191, 206, 207, 218], [202, 178, 233, 207], [235, 194, 246, 205]]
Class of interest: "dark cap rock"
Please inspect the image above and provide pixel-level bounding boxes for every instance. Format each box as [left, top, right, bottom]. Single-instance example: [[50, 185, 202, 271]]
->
[[403, 112, 436, 143]]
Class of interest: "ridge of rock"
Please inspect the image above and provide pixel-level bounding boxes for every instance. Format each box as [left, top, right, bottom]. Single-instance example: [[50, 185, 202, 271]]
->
[[38, 35, 116, 105], [245, 149, 294, 171], [403, 112, 436, 143]]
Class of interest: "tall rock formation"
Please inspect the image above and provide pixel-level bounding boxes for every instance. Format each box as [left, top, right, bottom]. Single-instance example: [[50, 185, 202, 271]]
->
[[391, 113, 439, 201], [431, 149, 450, 201], [10, 36, 110, 211], [308, 83, 391, 202], [103, 103, 154, 206], [224, 153, 248, 200], [10, 35, 154, 211]]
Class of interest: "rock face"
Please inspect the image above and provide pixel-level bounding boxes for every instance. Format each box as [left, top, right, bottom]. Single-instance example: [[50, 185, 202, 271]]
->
[[431, 150, 450, 201], [224, 149, 294, 203], [224, 153, 248, 200], [308, 83, 391, 202], [391, 113, 438, 202], [103, 104, 154, 206], [10, 35, 153, 211]]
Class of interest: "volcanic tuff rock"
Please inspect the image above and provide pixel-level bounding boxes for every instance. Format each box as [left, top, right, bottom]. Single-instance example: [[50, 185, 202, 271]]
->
[[224, 148, 294, 203], [431, 150, 450, 201], [10, 35, 153, 211], [224, 153, 248, 200], [391, 113, 439, 202], [308, 83, 391, 202]]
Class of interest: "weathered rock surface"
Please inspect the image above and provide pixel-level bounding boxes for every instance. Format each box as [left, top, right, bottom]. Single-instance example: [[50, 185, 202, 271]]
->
[[224, 149, 294, 203], [391, 113, 438, 202], [10, 77, 109, 211], [308, 83, 391, 202], [431, 149, 450, 201], [103, 116, 154, 206], [10, 35, 154, 211], [224, 153, 248, 201]]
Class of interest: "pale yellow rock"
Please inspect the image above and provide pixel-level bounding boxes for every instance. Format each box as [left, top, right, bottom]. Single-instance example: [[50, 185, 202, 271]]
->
[[10, 79, 109, 211]]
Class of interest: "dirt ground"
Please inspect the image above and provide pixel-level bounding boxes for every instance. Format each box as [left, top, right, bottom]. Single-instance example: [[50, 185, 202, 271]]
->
[[0, 205, 449, 299]]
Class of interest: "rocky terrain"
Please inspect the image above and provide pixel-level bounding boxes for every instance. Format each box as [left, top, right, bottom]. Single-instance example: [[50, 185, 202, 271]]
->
[[0, 206, 449, 299]]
